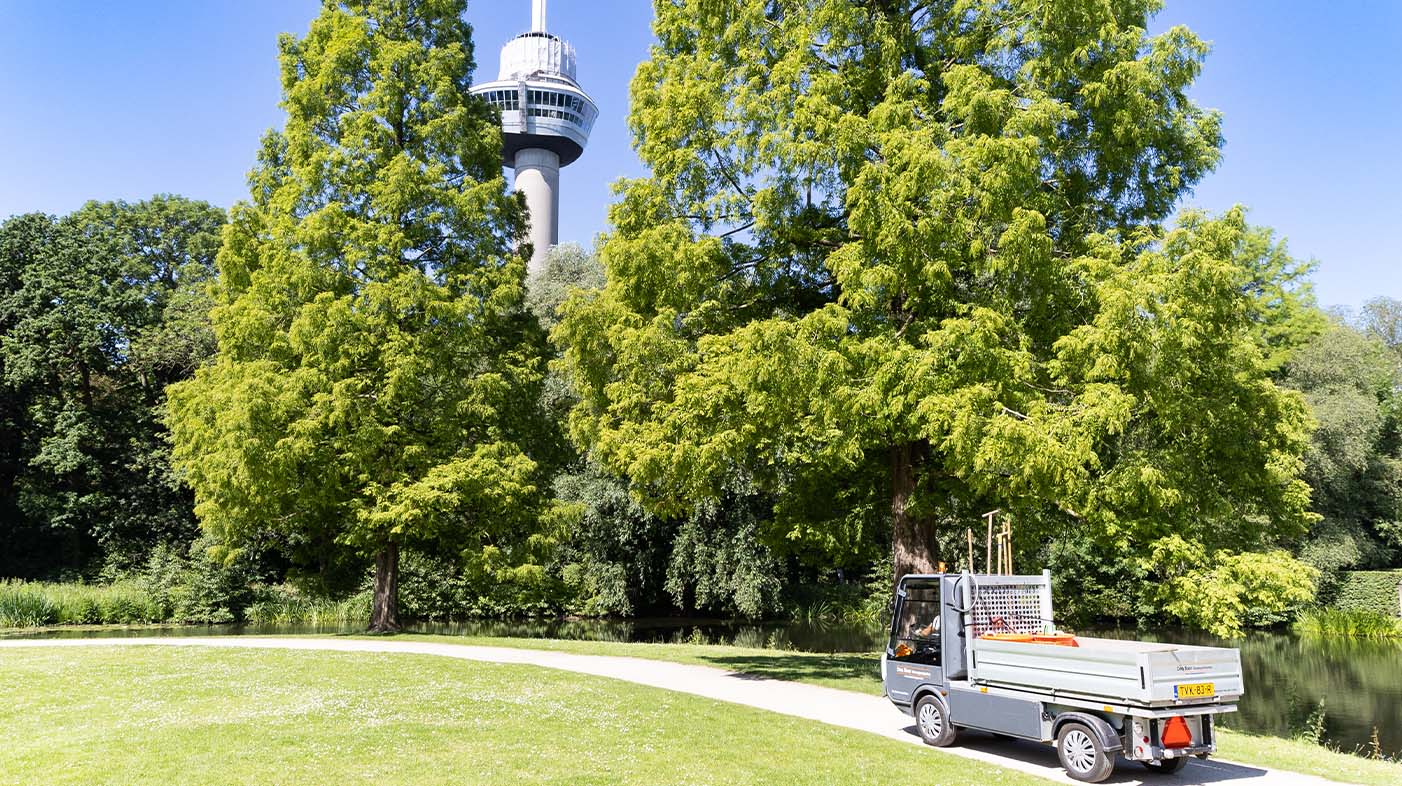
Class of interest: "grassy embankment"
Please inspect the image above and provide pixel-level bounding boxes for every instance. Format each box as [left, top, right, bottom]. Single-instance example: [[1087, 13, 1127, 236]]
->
[[0, 579, 366, 628], [0, 580, 164, 626], [380, 634, 1402, 786], [1294, 608, 1402, 639], [0, 645, 1044, 786]]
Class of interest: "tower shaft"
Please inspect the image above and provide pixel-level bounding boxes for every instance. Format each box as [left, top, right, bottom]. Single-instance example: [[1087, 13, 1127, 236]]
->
[[514, 148, 560, 275]]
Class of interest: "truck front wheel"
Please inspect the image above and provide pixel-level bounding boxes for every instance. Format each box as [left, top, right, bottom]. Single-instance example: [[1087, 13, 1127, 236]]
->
[[1056, 722, 1115, 783], [914, 695, 957, 747]]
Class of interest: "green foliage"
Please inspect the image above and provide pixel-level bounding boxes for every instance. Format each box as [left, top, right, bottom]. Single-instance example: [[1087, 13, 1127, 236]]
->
[[1294, 608, 1402, 639], [388, 547, 573, 620], [166, 0, 544, 628], [1298, 699, 1329, 746], [1356, 296, 1402, 357], [244, 585, 372, 626], [551, 465, 787, 619], [1232, 224, 1324, 370], [0, 539, 256, 627], [666, 489, 784, 619], [1283, 323, 1402, 588], [528, 243, 606, 333], [137, 538, 259, 624], [0, 580, 164, 626], [0, 197, 224, 578], [556, 0, 1315, 593], [1326, 570, 1402, 617], [0, 582, 57, 627], [527, 245, 786, 620], [1151, 535, 1317, 637], [552, 464, 668, 617], [785, 562, 892, 626], [1043, 532, 1158, 627]]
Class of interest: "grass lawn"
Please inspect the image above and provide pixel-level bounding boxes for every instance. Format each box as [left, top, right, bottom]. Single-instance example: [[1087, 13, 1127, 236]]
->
[[1212, 730, 1401, 786], [379, 634, 1402, 786], [0, 645, 1045, 786]]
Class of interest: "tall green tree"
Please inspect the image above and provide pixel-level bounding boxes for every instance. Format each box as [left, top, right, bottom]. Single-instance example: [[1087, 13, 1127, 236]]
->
[[167, 0, 541, 631], [0, 197, 224, 577], [1285, 321, 1402, 580], [1357, 296, 1402, 358], [557, 0, 1314, 589]]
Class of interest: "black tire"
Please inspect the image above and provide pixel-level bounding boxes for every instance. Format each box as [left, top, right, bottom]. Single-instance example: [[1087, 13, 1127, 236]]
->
[[914, 695, 957, 747], [1056, 722, 1115, 783], [1142, 757, 1190, 774]]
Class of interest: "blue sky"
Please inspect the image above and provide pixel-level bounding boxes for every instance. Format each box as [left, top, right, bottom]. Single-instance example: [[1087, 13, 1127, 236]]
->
[[1, 1, 1396, 309]]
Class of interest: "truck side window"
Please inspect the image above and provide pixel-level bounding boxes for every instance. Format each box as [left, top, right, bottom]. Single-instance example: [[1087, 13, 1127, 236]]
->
[[890, 586, 941, 666]]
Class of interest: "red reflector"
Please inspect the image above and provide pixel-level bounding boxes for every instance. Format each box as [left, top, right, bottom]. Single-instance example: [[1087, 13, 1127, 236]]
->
[[1162, 716, 1192, 749]]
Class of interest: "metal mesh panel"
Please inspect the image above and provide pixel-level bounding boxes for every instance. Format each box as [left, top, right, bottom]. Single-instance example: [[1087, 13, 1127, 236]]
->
[[968, 581, 1047, 637]]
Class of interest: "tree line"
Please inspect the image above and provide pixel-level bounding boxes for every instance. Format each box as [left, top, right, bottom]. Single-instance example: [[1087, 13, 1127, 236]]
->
[[3, 0, 1399, 635]]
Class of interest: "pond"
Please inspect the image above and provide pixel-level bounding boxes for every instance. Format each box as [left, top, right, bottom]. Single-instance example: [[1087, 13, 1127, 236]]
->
[[7, 618, 1400, 757]]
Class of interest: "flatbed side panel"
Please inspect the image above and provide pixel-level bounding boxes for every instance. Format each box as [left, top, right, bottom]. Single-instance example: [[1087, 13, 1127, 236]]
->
[[971, 638, 1149, 702], [947, 686, 1046, 740]]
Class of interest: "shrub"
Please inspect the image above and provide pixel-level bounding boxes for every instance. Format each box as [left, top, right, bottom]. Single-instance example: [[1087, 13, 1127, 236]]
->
[[245, 585, 371, 626], [784, 562, 892, 626], [1294, 608, 1402, 638], [1328, 570, 1402, 617], [461, 545, 570, 618], [0, 538, 256, 629], [0, 581, 165, 627], [1152, 537, 1318, 637], [0, 582, 58, 627], [395, 550, 473, 621]]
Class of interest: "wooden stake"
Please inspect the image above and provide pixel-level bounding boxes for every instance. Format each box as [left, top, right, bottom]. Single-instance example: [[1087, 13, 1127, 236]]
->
[[1004, 520, 1014, 575], [982, 509, 1001, 575]]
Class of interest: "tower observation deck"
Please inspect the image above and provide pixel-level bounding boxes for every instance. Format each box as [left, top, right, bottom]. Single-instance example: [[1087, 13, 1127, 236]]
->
[[471, 0, 598, 275]]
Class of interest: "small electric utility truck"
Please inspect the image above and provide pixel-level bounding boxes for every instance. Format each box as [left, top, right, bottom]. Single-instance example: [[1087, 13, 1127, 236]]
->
[[883, 571, 1243, 782]]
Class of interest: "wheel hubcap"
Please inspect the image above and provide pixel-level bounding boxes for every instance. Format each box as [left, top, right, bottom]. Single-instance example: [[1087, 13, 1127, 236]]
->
[[1062, 729, 1097, 773], [918, 703, 943, 738]]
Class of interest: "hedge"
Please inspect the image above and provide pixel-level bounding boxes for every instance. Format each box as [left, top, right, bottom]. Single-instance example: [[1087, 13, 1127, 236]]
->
[[1330, 571, 1402, 617]]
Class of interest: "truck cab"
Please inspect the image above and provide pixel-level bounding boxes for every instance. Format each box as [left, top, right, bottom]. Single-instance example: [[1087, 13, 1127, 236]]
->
[[883, 572, 1240, 783], [883, 574, 963, 708]]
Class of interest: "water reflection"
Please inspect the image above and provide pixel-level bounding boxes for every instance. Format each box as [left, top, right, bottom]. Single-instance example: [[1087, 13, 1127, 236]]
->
[[6, 618, 1398, 756]]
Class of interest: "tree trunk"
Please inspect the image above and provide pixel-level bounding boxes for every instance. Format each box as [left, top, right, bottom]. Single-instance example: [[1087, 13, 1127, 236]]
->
[[369, 543, 400, 633], [891, 441, 938, 586]]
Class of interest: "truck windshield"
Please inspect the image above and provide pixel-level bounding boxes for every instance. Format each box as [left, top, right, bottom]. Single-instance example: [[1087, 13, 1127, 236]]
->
[[890, 584, 941, 666]]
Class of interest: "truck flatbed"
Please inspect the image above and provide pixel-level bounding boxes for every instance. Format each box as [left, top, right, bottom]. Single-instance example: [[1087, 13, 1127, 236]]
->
[[970, 635, 1244, 707]]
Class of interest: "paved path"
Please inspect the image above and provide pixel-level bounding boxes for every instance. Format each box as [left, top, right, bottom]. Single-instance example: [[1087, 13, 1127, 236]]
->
[[0, 637, 1351, 786]]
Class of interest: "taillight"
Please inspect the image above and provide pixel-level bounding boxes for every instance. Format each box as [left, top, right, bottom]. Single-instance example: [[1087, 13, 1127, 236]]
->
[[1162, 716, 1192, 748]]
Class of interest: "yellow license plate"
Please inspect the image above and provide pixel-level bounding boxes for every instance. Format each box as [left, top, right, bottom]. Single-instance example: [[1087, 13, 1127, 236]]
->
[[1175, 682, 1215, 699]]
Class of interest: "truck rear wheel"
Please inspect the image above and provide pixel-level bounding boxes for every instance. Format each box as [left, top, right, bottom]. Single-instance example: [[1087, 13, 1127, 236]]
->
[[914, 695, 957, 747], [1142, 757, 1189, 774], [1056, 722, 1114, 783]]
